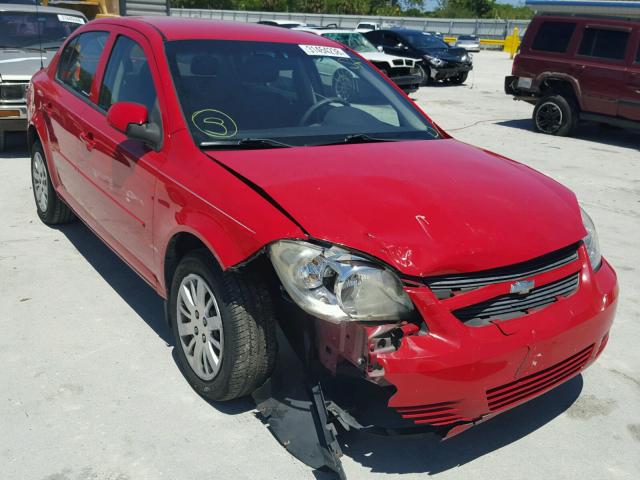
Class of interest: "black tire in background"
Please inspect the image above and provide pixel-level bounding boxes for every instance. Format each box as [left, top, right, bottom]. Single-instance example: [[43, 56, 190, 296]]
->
[[533, 94, 578, 137], [448, 72, 469, 85], [31, 140, 75, 225], [169, 250, 277, 401]]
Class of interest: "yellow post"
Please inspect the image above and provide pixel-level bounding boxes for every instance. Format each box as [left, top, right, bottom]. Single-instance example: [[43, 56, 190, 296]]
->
[[510, 27, 520, 59]]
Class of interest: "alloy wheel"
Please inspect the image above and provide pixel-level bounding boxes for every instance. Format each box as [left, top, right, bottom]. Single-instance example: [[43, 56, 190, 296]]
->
[[177, 273, 224, 381], [535, 102, 563, 134], [32, 151, 49, 212]]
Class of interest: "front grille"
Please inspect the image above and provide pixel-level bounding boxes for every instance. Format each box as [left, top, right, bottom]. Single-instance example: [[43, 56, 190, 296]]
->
[[389, 67, 411, 76], [392, 59, 403, 66], [0, 82, 28, 103], [486, 345, 594, 411], [453, 272, 580, 325], [425, 243, 580, 300], [396, 401, 465, 426]]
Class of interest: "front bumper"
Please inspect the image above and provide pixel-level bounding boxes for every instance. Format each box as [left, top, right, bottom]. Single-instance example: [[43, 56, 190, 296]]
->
[[389, 73, 423, 92], [429, 62, 473, 80], [376, 248, 617, 430], [0, 104, 28, 132]]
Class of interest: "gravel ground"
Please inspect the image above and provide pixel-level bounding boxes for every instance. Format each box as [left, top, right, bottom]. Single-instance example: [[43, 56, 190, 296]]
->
[[1, 50, 639, 480]]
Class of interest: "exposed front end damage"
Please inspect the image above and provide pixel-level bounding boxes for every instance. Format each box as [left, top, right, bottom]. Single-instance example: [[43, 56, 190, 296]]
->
[[250, 241, 617, 479]]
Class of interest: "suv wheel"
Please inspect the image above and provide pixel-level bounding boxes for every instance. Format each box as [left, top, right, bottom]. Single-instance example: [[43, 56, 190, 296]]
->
[[533, 95, 578, 136], [31, 141, 75, 225], [169, 250, 277, 401]]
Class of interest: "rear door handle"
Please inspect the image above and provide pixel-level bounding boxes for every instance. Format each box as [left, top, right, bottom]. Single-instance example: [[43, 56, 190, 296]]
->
[[79, 131, 96, 152]]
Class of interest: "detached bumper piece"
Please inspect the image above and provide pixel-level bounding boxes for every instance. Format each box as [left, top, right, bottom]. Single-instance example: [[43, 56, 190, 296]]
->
[[252, 325, 347, 480]]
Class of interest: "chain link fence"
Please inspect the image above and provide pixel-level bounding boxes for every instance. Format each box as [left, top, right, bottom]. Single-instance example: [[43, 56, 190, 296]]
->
[[170, 8, 530, 39]]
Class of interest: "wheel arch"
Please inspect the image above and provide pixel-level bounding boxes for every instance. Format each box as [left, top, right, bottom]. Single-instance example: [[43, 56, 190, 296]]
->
[[538, 75, 582, 110]]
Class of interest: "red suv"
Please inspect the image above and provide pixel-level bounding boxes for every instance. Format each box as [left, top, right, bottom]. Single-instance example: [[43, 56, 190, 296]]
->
[[506, 14, 640, 136], [28, 17, 617, 477]]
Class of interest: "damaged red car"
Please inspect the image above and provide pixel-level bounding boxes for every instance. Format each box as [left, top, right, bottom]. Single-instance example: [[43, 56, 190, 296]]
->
[[28, 17, 618, 479]]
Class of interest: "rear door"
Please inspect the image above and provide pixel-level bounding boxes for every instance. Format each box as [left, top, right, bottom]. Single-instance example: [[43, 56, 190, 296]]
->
[[619, 29, 640, 121], [573, 25, 630, 117], [78, 27, 165, 282], [47, 30, 110, 210]]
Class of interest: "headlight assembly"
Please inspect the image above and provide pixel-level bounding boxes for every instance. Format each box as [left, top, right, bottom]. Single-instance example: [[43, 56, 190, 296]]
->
[[580, 207, 602, 271], [269, 240, 414, 322], [425, 55, 445, 68]]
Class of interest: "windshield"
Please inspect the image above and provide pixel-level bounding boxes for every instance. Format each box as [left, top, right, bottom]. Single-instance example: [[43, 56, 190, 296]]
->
[[458, 35, 477, 41], [402, 32, 449, 50], [0, 11, 84, 49], [165, 40, 439, 148], [322, 32, 377, 53]]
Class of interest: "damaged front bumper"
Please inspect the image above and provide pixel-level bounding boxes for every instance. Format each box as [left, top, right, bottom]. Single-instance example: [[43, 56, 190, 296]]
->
[[254, 245, 617, 478]]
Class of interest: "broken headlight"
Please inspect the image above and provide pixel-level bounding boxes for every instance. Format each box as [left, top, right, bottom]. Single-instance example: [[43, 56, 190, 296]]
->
[[269, 240, 414, 322], [581, 207, 602, 271]]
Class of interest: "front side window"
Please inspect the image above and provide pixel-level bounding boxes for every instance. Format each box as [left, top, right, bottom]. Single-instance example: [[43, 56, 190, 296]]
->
[[57, 31, 109, 98], [165, 40, 439, 148], [578, 28, 629, 60], [98, 35, 159, 120], [0, 11, 85, 50], [531, 21, 576, 53]]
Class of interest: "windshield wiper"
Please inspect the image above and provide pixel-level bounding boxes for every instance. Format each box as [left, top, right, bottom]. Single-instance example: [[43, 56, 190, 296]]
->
[[200, 138, 292, 149], [315, 134, 400, 146]]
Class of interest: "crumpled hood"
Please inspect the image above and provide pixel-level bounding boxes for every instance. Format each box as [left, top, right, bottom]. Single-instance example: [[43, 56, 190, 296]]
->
[[207, 139, 585, 276], [425, 47, 469, 62], [0, 49, 50, 81]]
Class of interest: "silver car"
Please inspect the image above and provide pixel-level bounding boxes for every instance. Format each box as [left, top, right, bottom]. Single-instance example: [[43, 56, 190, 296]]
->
[[0, 3, 86, 150], [455, 34, 481, 52]]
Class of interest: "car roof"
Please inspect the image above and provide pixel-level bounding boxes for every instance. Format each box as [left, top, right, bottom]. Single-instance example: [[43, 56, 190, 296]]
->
[[0, 3, 87, 17], [90, 17, 340, 46]]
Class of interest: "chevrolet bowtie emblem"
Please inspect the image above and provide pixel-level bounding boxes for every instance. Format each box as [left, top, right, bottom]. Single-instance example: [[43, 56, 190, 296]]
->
[[510, 279, 535, 295]]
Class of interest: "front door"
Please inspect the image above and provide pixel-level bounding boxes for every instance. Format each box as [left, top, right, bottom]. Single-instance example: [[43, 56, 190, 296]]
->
[[78, 28, 165, 284]]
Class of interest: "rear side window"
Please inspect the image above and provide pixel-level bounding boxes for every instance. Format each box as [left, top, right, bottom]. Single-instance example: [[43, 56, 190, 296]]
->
[[57, 31, 109, 98], [636, 43, 640, 63], [578, 28, 629, 60], [531, 21, 576, 53]]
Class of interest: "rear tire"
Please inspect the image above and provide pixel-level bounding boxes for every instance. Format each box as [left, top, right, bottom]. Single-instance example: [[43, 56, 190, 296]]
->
[[533, 94, 578, 137], [169, 250, 277, 401], [31, 140, 74, 225]]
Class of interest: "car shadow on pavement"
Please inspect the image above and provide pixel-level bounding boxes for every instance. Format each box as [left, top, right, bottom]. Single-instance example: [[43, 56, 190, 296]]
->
[[496, 118, 640, 151], [58, 221, 255, 416], [323, 375, 583, 478]]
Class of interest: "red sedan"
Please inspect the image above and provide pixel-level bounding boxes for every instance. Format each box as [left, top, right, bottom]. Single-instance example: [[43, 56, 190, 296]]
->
[[27, 16, 617, 478]]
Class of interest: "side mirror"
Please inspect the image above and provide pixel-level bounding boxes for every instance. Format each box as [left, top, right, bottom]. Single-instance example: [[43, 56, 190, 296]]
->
[[377, 45, 384, 52], [107, 102, 161, 149]]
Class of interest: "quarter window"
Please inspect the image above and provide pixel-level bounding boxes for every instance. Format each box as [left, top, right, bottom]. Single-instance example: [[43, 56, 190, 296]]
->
[[578, 28, 629, 60], [531, 22, 576, 53], [57, 31, 109, 98]]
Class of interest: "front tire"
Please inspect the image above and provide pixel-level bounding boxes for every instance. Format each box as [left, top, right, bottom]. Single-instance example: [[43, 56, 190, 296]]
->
[[448, 72, 468, 85], [169, 250, 277, 401], [31, 140, 74, 225], [533, 94, 578, 136]]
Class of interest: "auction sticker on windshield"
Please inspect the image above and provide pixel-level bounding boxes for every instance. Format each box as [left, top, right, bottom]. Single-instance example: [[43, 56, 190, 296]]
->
[[299, 45, 349, 58], [57, 14, 85, 24]]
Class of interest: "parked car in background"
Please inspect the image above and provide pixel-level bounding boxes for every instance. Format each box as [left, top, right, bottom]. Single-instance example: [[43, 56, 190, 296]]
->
[[298, 28, 423, 94], [257, 19, 306, 29], [456, 34, 480, 52], [355, 21, 380, 32], [28, 16, 617, 479], [506, 14, 640, 136], [0, 3, 86, 150], [365, 28, 473, 85]]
